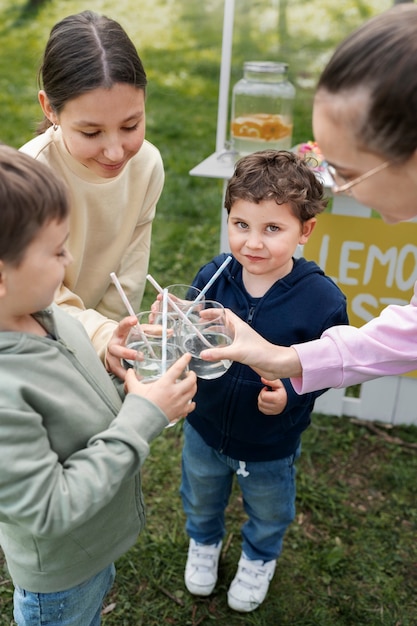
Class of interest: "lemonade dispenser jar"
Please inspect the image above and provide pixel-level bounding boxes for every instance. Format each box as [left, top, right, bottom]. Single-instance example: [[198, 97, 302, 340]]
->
[[230, 61, 295, 156]]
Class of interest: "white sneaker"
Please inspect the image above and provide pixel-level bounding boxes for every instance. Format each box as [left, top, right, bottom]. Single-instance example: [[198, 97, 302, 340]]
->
[[227, 552, 276, 612], [184, 538, 223, 596]]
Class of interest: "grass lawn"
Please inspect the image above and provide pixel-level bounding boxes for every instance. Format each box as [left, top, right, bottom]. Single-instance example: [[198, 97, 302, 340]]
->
[[0, 0, 415, 624], [107, 415, 417, 626], [0, 414, 416, 625]]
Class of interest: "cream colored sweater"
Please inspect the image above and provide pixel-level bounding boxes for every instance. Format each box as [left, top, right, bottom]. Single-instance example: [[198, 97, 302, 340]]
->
[[20, 127, 164, 358]]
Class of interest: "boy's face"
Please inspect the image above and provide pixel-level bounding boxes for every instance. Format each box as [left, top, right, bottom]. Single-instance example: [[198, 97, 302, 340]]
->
[[3, 218, 72, 315], [228, 198, 315, 283]]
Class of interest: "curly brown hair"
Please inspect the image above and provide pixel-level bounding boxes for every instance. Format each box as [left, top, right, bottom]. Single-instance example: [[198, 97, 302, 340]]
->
[[224, 150, 327, 222]]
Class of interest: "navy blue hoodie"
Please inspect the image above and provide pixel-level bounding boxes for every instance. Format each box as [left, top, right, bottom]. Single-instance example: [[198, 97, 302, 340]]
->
[[187, 253, 349, 461]]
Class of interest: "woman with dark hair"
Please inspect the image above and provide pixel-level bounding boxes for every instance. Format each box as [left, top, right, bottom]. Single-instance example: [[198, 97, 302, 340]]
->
[[21, 11, 164, 370], [201, 4, 417, 394]]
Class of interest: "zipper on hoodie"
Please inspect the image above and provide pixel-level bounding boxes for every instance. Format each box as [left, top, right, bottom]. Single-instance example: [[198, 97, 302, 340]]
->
[[247, 305, 256, 325]]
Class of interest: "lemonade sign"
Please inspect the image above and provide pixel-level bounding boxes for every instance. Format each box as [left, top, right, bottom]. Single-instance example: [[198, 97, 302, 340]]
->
[[303, 213, 417, 377]]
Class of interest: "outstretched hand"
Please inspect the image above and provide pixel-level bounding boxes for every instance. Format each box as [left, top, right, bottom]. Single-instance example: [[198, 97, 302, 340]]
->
[[199, 309, 303, 380]]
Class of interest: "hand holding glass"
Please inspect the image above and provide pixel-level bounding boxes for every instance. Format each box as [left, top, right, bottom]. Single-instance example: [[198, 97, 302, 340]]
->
[[123, 311, 177, 368], [180, 301, 234, 379], [134, 342, 185, 383], [134, 341, 189, 428]]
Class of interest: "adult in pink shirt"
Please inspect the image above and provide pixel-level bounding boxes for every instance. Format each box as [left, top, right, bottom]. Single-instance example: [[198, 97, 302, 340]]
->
[[201, 4, 417, 394]]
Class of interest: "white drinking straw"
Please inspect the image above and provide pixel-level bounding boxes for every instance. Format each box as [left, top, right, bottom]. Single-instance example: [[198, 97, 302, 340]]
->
[[146, 274, 212, 348], [110, 272, 157, 357], [161, 288, 168, 374], [190, 255, 232, 306], [110, 272, 137, 317]]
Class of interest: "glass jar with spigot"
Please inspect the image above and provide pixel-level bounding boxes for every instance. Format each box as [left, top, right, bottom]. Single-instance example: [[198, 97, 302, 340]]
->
[[230, 61, 295, 156]]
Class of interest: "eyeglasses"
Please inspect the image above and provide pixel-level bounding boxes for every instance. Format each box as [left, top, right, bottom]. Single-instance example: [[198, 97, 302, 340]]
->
[[327, 160, 390, 194]]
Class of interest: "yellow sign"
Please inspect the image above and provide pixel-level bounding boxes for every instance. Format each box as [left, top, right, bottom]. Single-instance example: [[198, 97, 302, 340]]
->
[[304, 213, 417, 376]]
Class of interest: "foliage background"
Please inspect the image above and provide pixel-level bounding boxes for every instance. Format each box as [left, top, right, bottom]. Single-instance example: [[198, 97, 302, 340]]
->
[[0, 0, 393, 301], [0, 1, 416, 625]]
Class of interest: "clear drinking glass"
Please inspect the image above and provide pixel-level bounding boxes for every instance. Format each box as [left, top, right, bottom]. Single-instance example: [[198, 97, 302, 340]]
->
[[133, 341, 188, 429], [152, 284, 203, 315], [133, 341, 185, 383], [123, 311, 177, 369], [180, 300, 234, 380]]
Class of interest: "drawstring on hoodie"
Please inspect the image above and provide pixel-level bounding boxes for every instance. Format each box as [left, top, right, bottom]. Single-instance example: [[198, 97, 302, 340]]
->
[[236, 461, 250, 477]]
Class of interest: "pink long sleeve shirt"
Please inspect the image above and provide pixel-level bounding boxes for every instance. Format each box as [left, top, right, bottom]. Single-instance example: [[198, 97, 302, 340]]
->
[[291, 281, 417, 394]]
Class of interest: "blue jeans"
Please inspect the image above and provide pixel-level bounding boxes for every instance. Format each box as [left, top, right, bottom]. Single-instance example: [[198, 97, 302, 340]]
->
[[181, 421, 301, 562], [13, 564, 115, 626]]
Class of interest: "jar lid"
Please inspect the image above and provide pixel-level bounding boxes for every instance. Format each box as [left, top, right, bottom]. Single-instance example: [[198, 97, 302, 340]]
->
[[243, 61, 288, 74]]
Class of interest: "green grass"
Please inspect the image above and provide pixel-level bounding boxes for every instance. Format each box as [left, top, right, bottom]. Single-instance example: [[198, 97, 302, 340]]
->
[[1, 0, 415, 624], [0, 0, 393, 306], [102, 416, 417, 625], [1, 413, 416, 625]]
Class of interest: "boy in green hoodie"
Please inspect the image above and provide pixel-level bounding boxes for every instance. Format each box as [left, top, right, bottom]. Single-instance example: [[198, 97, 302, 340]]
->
[[0, 144, 196, 626]]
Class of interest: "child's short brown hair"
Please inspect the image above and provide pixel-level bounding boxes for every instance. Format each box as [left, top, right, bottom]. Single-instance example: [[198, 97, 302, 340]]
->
[[0, 144, 69, 266], [224, 149, 328, 222]]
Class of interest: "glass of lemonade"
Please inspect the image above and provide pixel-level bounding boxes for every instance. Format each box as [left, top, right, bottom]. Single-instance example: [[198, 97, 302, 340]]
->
[[180, 300, 234, 380], [123, 311, 177, 369], [156, 284, 202, 313], [148, 285, 203, 352], [133, 341, 188, 429], [134, 341, 185, 383]]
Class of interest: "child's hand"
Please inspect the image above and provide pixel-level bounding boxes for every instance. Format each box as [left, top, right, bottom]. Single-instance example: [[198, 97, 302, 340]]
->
[[150, 295, 162, 316], [105, 316, 138, 380], [257, 378, 288, 415], [124, 353, 197, 425]]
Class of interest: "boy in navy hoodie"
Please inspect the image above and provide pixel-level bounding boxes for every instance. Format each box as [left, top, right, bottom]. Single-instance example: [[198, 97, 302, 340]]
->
[[182, 150, 348, 612]]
